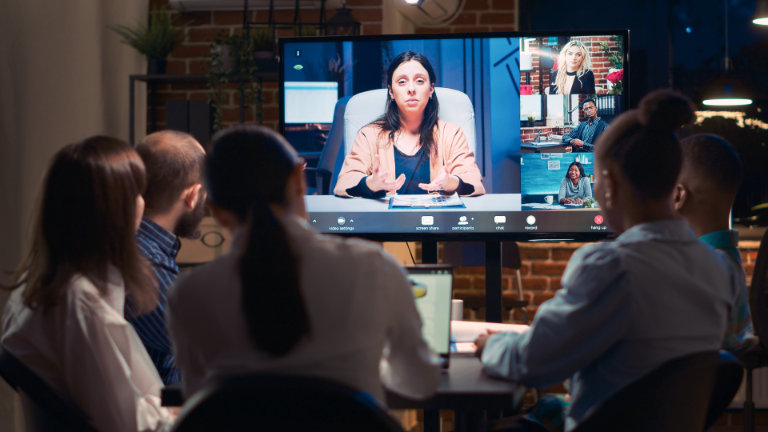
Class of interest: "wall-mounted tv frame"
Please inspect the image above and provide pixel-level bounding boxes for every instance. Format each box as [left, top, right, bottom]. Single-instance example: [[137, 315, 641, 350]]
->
[[278, 30, 629, 242]]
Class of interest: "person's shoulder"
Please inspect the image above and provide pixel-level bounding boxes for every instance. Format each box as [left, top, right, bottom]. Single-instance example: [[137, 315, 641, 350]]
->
[[571, 242, 622, 264], [356, 123, 388, 145], [169, 254, 235, 303], [359, 122, 385, 137], [62, 274, 123, 324], [321, 230, 395, 263], [435, 119, 465, 139], [564, 242, 626, 289]]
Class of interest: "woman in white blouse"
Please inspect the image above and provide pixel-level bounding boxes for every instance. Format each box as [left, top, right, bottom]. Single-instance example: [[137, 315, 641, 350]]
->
[[2, 136, 173, 432], [167, 125, 440, 402]]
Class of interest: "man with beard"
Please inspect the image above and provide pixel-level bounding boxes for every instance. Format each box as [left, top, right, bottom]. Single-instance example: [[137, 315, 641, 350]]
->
[[127, 130, 207, 385], [561, 98, 608, 152]]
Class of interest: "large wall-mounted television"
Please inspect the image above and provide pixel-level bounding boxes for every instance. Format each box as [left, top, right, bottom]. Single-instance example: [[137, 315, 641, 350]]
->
[[278, 30, 629, 241]]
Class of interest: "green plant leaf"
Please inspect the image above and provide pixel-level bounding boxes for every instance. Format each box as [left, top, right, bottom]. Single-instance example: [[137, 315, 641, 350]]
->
[[108, 5, 188, 60]]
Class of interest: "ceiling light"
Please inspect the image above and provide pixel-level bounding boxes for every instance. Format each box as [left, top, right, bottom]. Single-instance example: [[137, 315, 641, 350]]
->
[[701, 0, 753, 107], [753, 0, 768, 25]]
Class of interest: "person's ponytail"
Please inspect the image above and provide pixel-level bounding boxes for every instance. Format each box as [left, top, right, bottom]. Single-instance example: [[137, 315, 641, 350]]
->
[[239, 200, 308, 356], [206, 125, 310, 356]]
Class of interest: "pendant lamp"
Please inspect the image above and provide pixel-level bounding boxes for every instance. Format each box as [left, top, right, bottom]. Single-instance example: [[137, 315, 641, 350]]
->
[[702, 0, 753, 106], [753, 0, 768, 25]]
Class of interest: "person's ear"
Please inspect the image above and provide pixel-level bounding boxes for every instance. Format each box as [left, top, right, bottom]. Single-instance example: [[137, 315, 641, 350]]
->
[[672, 183, 687, 212], [286, 164, 308, 219], [599, 168, 616, 209], [289, 164, 307, 198], [182, 183, 204, 210], [388, 85, 393, 99]]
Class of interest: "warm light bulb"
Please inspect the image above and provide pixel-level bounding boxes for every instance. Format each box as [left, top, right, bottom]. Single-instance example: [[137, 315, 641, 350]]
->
[[753, 17, 768, 25], [404, 0, 420, 4], [702, 98, 753, 106]]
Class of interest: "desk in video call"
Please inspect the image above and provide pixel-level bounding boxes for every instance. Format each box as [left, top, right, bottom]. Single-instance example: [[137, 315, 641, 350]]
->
[[306, 194, 521, 213]]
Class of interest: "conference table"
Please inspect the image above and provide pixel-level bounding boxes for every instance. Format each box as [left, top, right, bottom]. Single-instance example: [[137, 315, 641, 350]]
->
[[387, 355, 525, 432], [161, 355, 524, 432]]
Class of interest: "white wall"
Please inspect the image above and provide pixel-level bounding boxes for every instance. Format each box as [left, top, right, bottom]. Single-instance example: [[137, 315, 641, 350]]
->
[[0, 1, 146, 429]]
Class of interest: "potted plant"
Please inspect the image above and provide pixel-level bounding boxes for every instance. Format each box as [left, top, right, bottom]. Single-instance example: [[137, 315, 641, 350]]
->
[[206, 30, 264, 132], [600, 36, 625, 95], [109, 5, 187, 74], [251, 26, 276, 59]]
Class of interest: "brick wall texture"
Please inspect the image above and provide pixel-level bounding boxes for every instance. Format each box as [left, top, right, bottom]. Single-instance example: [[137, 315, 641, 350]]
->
[[146, 0, 516, 133]]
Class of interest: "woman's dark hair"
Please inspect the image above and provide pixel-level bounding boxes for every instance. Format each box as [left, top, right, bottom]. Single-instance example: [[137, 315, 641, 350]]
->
[[206, 125, 308, 356], [376, 51, 440, 156], [594, 89, 695, 200], [565, 161, 586, 179], [9, 136, 156, 314]]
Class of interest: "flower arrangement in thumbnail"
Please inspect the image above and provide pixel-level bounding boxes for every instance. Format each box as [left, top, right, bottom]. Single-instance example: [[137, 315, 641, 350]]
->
[[607, 69, 624, 94]]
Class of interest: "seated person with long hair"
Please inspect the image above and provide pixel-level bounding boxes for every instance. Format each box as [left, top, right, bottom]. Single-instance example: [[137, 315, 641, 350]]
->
[[334, 51, 485, 198], [167, 125, 441, 402], [2, 137, 173, 432], [549, 40, 595, 95], [558, 161, 592, 205], [475, 90, 735, 431]]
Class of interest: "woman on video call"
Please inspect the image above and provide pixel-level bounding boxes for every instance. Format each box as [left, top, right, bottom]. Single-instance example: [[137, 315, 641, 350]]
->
[[334, 51, 485, 198], [559, 161, 592, 204], [550, 40, 596, 95]]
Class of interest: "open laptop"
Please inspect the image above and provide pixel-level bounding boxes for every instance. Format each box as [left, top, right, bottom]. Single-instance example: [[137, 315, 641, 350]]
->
[[406, 265, 454, 369]]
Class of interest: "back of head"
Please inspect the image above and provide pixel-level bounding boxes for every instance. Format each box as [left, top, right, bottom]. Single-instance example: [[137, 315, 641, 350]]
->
[[137, 130, 205, 216], [21, 136, 155, 312], [595, 89, 696, 200], [206, 126, 298, 219], [679, 134, 742, 200], [206, 125, 308, 356]]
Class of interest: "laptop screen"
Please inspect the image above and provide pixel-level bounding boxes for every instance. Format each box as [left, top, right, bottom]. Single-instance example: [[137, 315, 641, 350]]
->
[[406, 265, 453, 361]]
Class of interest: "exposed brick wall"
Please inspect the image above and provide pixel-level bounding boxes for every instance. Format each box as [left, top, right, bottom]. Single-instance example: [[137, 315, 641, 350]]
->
[[414, 0, 516, 34], [450, 240, 762, 323], [144, 0, 516, 135]]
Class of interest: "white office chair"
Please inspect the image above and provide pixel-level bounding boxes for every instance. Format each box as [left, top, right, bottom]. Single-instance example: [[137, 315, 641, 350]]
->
[[342, 87, 477, 156]]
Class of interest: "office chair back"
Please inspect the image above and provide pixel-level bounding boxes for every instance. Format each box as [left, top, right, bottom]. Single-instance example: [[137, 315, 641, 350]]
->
[[343, 87, 476, 157], [171, 373, 405, 432], [750, 228, 768, 350], [741, 227, 768, 432], [305, 96, 350, 194], [705, 350, 744, 429], [0, 346, 96, 432], [573, 350, 720, 432]]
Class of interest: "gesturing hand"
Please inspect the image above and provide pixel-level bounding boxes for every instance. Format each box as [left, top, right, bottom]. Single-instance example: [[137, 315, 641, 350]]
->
[[474, 329, 501, 357], [418, 162, 459, 194], [366, 154, 405, 194]]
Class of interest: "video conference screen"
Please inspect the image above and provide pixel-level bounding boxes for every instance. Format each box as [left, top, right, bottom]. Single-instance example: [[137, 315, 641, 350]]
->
[[279, 31, 629, 240]]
